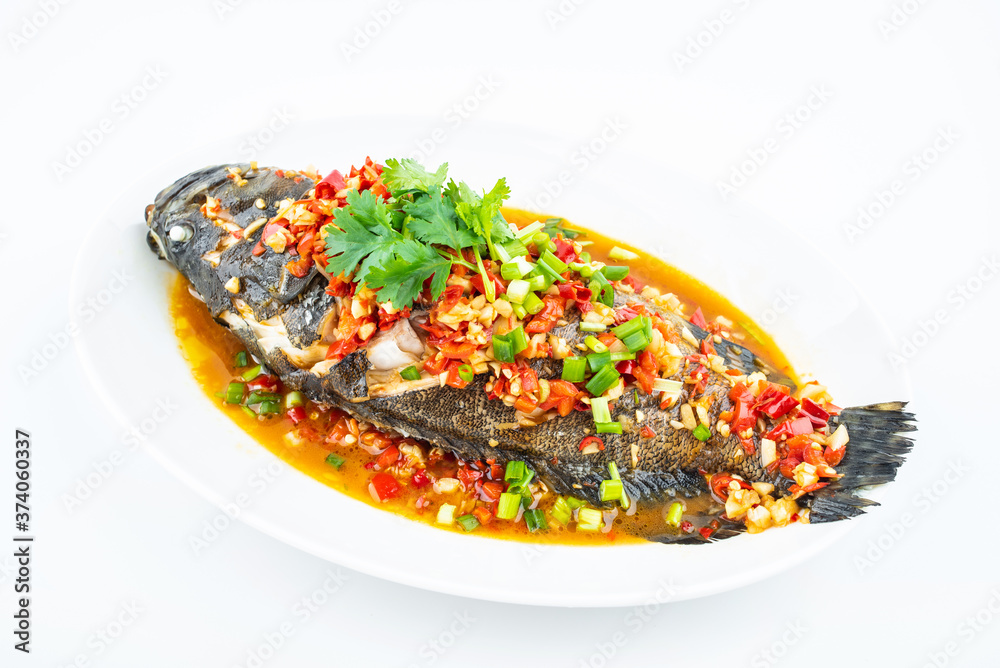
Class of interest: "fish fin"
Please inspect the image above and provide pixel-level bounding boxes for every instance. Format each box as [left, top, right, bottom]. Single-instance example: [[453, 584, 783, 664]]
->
[[805, 401, 916, 523], [647, 525, 745, 545]]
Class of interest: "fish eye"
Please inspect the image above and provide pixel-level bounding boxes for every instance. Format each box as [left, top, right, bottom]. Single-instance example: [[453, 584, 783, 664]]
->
[[169, 224, 193, 243]]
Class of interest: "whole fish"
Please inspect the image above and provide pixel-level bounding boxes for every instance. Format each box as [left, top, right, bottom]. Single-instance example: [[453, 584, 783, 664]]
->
[[146, 163, 915, 543]]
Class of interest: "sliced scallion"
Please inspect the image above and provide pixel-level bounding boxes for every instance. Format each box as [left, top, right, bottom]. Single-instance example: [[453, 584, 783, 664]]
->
[[523, 509, 548, 532], [550, 497, 572, 526], [505, 460, 527, 482], [579, 322, 606, 332], [241, 406, 257, 419], [511, 303, 527, 320], [258, 400, 281, 416], [514, 220, 544, 240], [601, 265, 630, 281], [584, 335, 609, 353], [587, 350, 611, 372], [692, 424, 711, 442], [596, 422, 623, 435], [622, 330, 651, 353], [457, 364, 474, 383], [561, 357, 587, 383], [455, 514, 480, 532], [234, 351, 249, 368], [246, 391, 279, 406], [576, 507, 603, 532], [523, 292, 544, 315], [284, 391, 304, 409], [224, 382, 245, 404], [325, 452, 346, 468], [506, 279, 530, 304], [591, 397, 611, 424], [585, 364, 620, 397], [566, 497, 587, 509], [400, 365, 421, 381], [609, 352, 635, 362], [493, 335, 515, 363], [600, 479, 623, 502], [539, 250, 568, 274], [241, 364, 262, 381], [507, 326, 530, 354], [497, 492, 522, 520], [531, 231, 553, 252], [608, 246, 639, 261]]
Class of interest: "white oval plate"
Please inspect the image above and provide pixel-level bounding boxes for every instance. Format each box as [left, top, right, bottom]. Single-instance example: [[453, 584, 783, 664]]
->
[[71, 118, 909, 606]]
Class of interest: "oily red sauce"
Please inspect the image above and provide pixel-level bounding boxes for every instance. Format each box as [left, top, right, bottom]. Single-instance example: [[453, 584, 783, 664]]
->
[[169, 208, 795, 544]]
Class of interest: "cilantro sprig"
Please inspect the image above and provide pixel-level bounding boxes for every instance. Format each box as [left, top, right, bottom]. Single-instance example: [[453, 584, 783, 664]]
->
[[323, 158, 513, 310]]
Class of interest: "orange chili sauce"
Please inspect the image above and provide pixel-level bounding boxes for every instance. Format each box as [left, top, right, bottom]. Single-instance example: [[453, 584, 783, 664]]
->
[[169, 208, 795, 544]]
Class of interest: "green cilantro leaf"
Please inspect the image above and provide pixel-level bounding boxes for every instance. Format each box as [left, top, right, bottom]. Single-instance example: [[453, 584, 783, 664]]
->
[[382, 158, 449, 195], [323, 190, 403, 283], [365, 240, 452, 308], [404, 187, 482, 251], [448, 178, 512, 259]]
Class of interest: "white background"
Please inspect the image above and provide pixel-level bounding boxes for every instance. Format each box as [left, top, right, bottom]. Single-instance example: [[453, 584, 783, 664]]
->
[[3, 1, 1000, 666]]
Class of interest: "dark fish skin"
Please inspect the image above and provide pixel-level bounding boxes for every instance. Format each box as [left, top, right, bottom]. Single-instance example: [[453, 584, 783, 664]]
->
[[148, 164, 916, 540]]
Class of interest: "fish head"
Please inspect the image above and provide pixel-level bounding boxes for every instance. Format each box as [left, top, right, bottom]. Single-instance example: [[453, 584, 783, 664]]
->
[[145, 164, 240, 269]]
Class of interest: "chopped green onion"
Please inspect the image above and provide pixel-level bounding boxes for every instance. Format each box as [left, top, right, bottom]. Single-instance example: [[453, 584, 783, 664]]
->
[[503, 238, 528, 258], [234, 351, 249, 368], [400, 365, 421, 381], [325, 453, 346, 468], [455, 514, 480, 532], [601, 265, 630, 281], [566, 497, 587, 509], [652, 378, 683, 394], [507, 326, 530, 354], [284, 391, 304, 409], [579, 322, 606, 332], [665, 501, 684, 527], [608, 461, 621, 480], [224, 382, 244, 404], [550, 497, 572, 526], [534, 259, 563, 284], [258, 400, 281, 416], [505, 460, 526, 482], [241, 406, 257, 419], [523, 509, 548, 532], [609, 352, 635, 362], [584, 335, 608, 353], [514, 220, 544, 240], [596, 422, 623, 434], [492, 335, 515, 363], [497, 492, 522, 520], [506, 279, 530, 304], [561, 357, 587, 383], [579, 251, 592, 263], [523, 292, 544, 315], [569, 261, 588, 273], [457, 364, 474, 383], [609, 246, 639, 261], [577, 507, 603, 532], [241, 364, 263, 381], [214, 391, 226, 399], [600, 479, 623, 502], [500, 262, 524, 281], [622, 330, 651, 353], [578, 263, 596, 278], [532, 231, 553, 252], [591, 397, 611, 424], [436, 503, 456, 525], [585, 364, 620, 397], [692, 424, 712, 441], [587, 350, 611, 372], [539, 250, 569, 274], [511, 303, 528, 320], [246, 391, 279, 406], [612, 317, 644, 339]]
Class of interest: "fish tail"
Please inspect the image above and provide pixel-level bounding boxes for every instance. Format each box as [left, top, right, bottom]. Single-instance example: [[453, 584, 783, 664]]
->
[[805, 401, 916, 523]]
